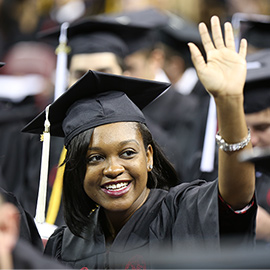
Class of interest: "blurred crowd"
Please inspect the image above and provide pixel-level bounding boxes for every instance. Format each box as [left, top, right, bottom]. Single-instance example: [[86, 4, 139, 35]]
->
[[0, 0, 270, 269]]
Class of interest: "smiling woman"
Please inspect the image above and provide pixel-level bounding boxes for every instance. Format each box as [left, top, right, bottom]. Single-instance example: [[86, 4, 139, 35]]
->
[[22, 16, 257, 270]]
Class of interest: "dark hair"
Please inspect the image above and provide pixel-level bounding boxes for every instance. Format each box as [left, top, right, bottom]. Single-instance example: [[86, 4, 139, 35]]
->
[[62, 122, 179, 237]]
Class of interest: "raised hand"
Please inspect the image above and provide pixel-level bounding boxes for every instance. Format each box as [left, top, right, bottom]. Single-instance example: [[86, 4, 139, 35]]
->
[[188, 16, 247, 98]]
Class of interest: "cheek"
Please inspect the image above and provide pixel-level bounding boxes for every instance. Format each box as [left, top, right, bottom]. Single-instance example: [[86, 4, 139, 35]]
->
[[83, 168, 100, 193]]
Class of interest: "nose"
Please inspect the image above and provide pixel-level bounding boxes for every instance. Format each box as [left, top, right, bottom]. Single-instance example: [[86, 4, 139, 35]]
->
[[250, 128, 259, 147], [103, 158, 124, 179]]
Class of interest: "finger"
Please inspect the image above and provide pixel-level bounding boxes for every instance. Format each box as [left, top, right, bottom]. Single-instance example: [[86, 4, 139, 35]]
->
[[198, 22, 215, 53], [211, 16, 225, 49], [188, 42, 206, 71], [224, 22, 235, 51], [238, 38, 247, 59]]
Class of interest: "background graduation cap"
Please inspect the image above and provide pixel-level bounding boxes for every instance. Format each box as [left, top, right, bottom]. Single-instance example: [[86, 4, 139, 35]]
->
[[90, 8, 169, 54], [0, 62, 5, 67], [157, 11, 202, 66], [240, 19, 270, 50], [231, 13, 270, 51], [244, 49, 270, 114], [239, 147, 270, 176], [38, 9, 168, 57]]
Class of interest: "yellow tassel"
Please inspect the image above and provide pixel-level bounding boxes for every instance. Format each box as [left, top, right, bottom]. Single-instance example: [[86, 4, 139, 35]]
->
[[45, 147, 67, 224]]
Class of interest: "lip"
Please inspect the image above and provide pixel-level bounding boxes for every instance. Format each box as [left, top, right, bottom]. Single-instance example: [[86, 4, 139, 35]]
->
[[101, 180, 131, 197]]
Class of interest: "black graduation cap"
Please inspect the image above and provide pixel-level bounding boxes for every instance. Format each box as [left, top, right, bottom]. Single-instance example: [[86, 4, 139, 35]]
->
[[93, 8, 169, 54], [37, 11, 167, 57], [244, 49, 270, 114], [38, 19, 134, 58], [158, 11, 201, 65], [0, 62, 5, 67], [239, 19, 270, 49], [239, 146, 270, 176], [159, 11, 201, 50], [22, 70, 170, 146]]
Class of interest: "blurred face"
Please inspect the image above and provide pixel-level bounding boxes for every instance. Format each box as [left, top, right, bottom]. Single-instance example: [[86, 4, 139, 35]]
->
[[245, 108, 270, 147], [83, 122, 153, 218], [124, 50, 156, 80], [69, 52, 123, 86]]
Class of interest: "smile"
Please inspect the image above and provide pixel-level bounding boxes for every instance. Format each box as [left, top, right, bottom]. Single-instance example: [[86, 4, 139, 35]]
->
[[104, 182, 129, 190], [101, 181, 131, 197]]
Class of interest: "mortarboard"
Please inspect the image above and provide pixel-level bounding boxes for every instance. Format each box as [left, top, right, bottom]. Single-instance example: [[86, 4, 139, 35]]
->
[[240, 19, 270, 49], [93, 8, 169, 54], [244, 49, 270, 114], [38, 19, 132, 58], [22, 70, 171, 146], [159, 11, 201, 50], [231, 13, 270, 51], [239, 146, 270, 176], [37, 14, 166, 58], [0, 62, 5, 68], [158, 11, 202, 65]]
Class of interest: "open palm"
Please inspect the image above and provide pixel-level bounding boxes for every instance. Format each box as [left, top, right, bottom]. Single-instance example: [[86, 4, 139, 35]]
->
[[189, 16, 247, 98]]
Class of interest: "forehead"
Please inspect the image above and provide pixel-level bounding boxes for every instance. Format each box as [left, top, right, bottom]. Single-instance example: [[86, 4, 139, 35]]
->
[[245, 108, 270, 124], [90, 122, 142, 144], [70, 52, 119, 70]]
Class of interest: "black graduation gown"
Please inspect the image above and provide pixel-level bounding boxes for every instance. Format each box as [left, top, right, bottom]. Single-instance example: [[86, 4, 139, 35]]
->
[[44, 180, 256, 269], [0, 97, 65, 225], [0, 187, 43, 251], [143, 87, 200, 182], [13, 239, 70, 269]]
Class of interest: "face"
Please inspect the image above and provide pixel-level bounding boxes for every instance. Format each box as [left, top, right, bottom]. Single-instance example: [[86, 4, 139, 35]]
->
[[245, 108, 270, 147], [124, 50, 156, 80], [83, 122, 153, 218], [69, 52, 123, 86]]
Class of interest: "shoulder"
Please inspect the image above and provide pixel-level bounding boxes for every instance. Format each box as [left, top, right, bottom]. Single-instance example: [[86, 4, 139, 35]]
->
[[44, 225, 67, 258], [163, 179, 219, 212], [169, 179, 217, 197]]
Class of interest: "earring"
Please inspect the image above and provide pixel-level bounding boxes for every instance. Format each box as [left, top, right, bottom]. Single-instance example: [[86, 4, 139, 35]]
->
[[149, 164, 153, 170]]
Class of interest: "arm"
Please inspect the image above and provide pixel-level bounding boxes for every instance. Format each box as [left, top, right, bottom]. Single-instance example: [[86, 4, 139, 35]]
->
[[188, 16, 255, 209]]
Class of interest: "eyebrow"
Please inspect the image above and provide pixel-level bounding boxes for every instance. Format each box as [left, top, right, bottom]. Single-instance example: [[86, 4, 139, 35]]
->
[[87, 139, 140, 151], [119, 139, 140, 147]]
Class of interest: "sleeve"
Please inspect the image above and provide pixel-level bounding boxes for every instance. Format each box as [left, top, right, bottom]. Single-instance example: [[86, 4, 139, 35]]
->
[[13, 239, 70, 269], [218, 193, 257, 247], [0, 187, 44, 251], [44, 226, 66, 259]]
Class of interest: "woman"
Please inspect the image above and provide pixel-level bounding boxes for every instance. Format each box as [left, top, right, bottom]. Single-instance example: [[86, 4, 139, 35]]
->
[[23, 16, 256, 269]]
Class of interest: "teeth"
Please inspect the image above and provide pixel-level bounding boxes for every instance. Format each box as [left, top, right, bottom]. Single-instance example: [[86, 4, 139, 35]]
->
[[105, 182, 129, 190]]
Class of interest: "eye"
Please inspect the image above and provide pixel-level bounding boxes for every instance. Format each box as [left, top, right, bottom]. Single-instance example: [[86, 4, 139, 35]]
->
[[254, 124, 270, 132], [87, 154, 104, 164], [121, 149, 137, 159]]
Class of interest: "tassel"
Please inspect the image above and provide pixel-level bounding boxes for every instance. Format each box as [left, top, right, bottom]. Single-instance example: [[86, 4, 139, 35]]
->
[[54, 22, 70, 100], [46, 147, 66, 224], [35, 105, 51, 223]]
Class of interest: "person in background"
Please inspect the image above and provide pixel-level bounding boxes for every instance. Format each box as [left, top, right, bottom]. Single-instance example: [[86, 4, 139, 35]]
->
[[0, 186, 43, 251], [22, 16, 256, 269], [243, 48, 270, 244], [0, 41, 59, 219], [96, 8, 201, 181], [0, 193, 70, 269]]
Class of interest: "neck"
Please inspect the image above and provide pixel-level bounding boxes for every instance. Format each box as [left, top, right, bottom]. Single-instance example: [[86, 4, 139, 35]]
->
[[105, 188, 150, 240]]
